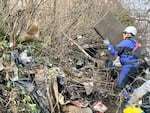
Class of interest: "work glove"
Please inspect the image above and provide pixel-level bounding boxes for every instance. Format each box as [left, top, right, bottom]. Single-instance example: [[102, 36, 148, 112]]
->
[[103, 37, 110, 46]]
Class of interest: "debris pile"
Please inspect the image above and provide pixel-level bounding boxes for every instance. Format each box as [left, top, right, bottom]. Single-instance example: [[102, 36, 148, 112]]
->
[[0, 43, 121, 113], [0, 17, 149, 113], [0, 1, 150, 113]]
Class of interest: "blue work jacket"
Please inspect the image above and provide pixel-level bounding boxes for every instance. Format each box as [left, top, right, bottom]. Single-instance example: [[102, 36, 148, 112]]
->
[[108, 37, 138, 65]]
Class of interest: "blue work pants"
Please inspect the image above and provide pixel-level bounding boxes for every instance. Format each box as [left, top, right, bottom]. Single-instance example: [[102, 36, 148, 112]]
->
[[117, 63, 138, 91]]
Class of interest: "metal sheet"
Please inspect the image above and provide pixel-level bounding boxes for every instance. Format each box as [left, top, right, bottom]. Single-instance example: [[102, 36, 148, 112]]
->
[[94, 11, 125, 45]]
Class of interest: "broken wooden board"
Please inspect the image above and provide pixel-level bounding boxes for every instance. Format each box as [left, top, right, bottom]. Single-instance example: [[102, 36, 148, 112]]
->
[[62, 105, 93, 113], [94, 11, 125, 45]]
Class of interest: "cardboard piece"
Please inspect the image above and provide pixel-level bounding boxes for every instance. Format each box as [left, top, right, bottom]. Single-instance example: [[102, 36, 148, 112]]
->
[[94, 11, 125, 45]]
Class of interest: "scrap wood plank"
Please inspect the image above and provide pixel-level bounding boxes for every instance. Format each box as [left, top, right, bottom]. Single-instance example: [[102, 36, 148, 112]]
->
[[94, 11, 125, 45]]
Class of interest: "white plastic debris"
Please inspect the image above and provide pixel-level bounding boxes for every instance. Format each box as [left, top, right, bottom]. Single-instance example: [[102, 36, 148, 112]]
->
[[20, 50, 33, 65], [92, 100, 108, 113], [83, 82, 94, 95], [128, 80, 150, 105], [9, 42, 14, 48], [11, 66, 19, 81], [77, 35, 83, 39]]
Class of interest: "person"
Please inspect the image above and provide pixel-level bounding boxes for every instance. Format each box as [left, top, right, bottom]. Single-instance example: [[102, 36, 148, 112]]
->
[[103, 26, 139, 92]]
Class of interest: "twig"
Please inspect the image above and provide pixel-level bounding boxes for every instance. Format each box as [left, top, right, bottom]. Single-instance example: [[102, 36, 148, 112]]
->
[[46, 82, 54, 113], [60, 30, 98, 63], [115, 95, 122, 113]]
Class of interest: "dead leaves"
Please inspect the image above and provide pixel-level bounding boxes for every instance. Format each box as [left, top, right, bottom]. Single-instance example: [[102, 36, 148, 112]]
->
[[19, 19, 40, 42]]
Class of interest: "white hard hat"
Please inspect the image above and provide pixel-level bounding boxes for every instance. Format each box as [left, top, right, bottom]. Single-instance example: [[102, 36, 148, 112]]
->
[[123, 26, 137, 36]]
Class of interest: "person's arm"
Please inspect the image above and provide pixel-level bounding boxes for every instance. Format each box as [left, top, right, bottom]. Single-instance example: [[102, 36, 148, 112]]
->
[[108, 40, 130, 56], [108, 44, 118, 55], [103, 37, 125, 56]]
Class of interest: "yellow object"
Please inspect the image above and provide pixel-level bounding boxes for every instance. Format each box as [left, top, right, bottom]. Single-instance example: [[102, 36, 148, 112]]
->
[[123, 105, 144, 113]]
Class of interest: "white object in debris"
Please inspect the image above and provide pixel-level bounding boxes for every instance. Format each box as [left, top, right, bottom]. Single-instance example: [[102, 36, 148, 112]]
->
[[20, 50, 33, 63], [77, 35, 83, 39], [11, 66, 19, 81], [100, 51, 106, 56], [83, 82, 94, 95], [143, 68, 150, 80], [113, 56, 121, 67], [0, 58, 4, 71], [92, 100, 108, 113], [9, 42, 14, 48], [128, 80, 150, 105]]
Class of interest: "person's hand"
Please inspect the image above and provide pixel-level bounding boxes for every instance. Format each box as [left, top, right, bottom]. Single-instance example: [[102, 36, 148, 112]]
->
[[103, 37, 110, 46]]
